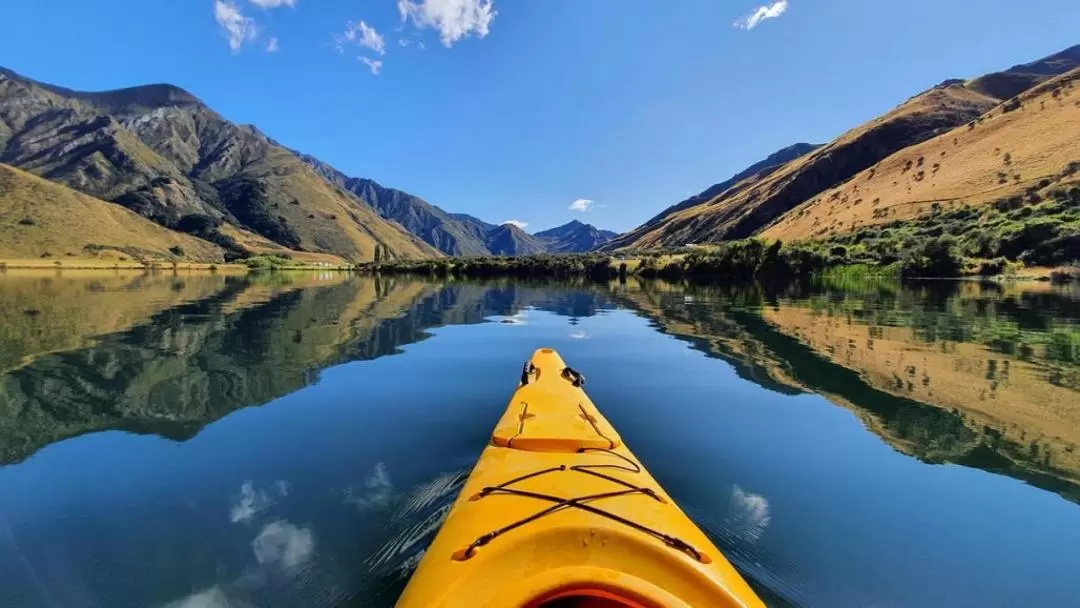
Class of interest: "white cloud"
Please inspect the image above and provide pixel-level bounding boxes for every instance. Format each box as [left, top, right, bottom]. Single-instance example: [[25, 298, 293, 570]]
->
[[502, 220, 528, 230], [397, 0, 496, 47], [265, 37, 280, 52], [360, 57, 383, 75], [214, 1, 258, 52], [347, 20, 386, 55], [726, 485, 772, 542], [569, 198, 596, 212], [252, 521, 315, 572], [344, 462, 395, 509], [230, 481, 274, 524], [162, 586, 233, 608], [398, 38, 411, 47], [734, 0, 789, 29], [249, 0, 295, 7]]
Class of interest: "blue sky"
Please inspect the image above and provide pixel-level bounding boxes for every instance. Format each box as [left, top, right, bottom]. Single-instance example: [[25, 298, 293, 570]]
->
[[2, 0, 1078, 232]]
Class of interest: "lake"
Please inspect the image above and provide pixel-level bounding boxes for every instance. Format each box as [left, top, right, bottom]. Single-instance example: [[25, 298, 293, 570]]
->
[[1, 270, 1078, 607]]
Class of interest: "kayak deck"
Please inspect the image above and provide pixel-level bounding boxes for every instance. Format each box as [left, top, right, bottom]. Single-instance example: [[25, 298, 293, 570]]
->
[[396, 348, 764, 608]]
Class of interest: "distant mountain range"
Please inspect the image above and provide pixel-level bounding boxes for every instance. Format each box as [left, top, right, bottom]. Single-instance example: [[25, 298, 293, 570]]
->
[[296, 152, 617, 256], [0, 68, 615, 263], [534, 220, 618, 253], [5, 43, 1076, 264]]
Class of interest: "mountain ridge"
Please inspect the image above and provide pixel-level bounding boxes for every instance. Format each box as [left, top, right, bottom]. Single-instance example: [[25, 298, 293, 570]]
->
[[0, 66, 437, 263], [607, 44, 1080, 251]]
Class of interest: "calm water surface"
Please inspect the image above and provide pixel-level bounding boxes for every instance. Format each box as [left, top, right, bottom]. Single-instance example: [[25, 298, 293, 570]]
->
[[1, 270, 1079, 607]]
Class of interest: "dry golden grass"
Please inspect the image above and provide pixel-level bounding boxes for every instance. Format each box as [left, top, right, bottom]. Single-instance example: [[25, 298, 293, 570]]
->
[[217, 224, 351, 266], [0, 164, 225, 262], [614, 85, 1000, 249], [0, 270, 367, 375], [763, 305, 1080, 485], [0, 272, 231, 374], [763, 68, 1080, 241], [235, 153, 440, 263]]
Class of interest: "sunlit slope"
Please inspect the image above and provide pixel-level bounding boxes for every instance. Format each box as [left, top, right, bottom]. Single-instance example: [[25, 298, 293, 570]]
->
[[0, 276, 437, 464], [0, 163, 224, 261], [763, 68, 1080, 241], [761, 303, 1080, 489], [611, 86, 998, 249], [611, 45, 1080, 250], [0, 68, 437, 262], [610, 282, 1080, 502]]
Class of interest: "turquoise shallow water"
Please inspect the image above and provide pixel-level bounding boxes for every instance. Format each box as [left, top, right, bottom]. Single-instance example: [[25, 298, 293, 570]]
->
[[0, 274, 1078, 606]]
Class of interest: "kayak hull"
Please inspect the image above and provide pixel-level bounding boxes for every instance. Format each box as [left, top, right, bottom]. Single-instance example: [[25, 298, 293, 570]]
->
[[396, 348, 764, 608]]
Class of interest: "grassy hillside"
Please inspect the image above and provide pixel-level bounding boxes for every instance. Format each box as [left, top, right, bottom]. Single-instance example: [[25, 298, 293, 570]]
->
[[602, 143, 820, 251], [0, 68, 436, 263], [615, 86, 1000, 250], [610, 45, 1080, 253], [0, 163, 224, 262], [299, 152, 492, 257], [0, 275, 439, 465], [611, 281, 1080, 502], [763, 68, 1080, 243]]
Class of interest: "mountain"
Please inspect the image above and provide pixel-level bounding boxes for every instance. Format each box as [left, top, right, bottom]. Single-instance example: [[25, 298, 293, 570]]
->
[[608, 44, 1080, 250], [0, 67, 436, 263], [534, 220, 618, 253], [0, 163, 224, 262], [602, 143, 820, 251], [762, 65, 1080, 243], [297, 154, 491, 256], [967, 44, 1080, 100], [449, 213, 499, 245], [297, 153, 619, 256], [484, 223, 548, 255]]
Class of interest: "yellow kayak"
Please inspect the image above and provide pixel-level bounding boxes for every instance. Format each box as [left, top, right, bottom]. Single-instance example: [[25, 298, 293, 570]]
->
[[396, 348, 765, 608]]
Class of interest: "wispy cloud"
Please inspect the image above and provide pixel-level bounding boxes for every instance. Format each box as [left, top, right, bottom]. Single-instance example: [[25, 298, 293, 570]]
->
[[214, 1, 258, 52], [336, 20, 387, 73], [265, 37, 280, 52], [569, 198, 596, 212], [344, 462, 395, 509], [502, 220, 528, 230], [230, 481, 274, 524], [249, 0, 295, 7], [360, 57, 384, 74], [252, 520, 315, 572], [351, 20, 386, 55], [163, 586, 232, 608], [726, 485, 772, 542], [397, 0, 496, 47], [734, 0, 789, 30]]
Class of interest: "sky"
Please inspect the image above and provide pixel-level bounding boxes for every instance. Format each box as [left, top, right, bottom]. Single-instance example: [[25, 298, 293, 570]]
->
[[1, 0, 1078, 233]]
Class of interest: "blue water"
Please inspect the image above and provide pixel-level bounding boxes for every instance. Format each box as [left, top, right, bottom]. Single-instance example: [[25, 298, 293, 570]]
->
[[0, 275, 1078, 606]]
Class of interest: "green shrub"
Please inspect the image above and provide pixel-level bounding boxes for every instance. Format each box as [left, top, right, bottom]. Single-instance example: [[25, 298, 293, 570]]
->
[[900, 237, 964, 277]]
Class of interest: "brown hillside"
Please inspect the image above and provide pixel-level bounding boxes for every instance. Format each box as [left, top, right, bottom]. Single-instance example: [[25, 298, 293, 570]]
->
[[763, 68, 1080, 241], [762, 304, 1080, 489], [0, 68, 437, 263], [0, 163, 224, 262], [613, 86, 998, 249], [611, 45, 1080, 251]]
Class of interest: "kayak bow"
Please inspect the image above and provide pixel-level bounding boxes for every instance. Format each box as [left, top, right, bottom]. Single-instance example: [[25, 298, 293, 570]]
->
[[397, 348, 764, 608]]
